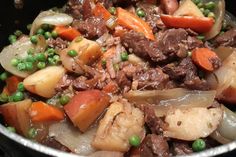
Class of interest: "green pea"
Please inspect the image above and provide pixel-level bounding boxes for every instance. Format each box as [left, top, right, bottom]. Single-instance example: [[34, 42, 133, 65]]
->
[[6, 126, 16, 133], [11, 58, 20, 67], [27, 48, 34, 55], [30, 35, 38, 44], [208, 12, 215, 19], [205, 1, 216, 10], [108, 7, 116, 15], [136, 9, 145, 17], [197, 2, 204, 8], [121, 51, 129, 61], [35, 53, 47, 62], [46, 48, 56, 57], [37, 62, 46, 69], [192, 0, 201, 5], [51, 31, 58, 38], [67, 50, 78, 57], [26, 54, 36, 63], [101, 47, 107, 52], [0, 93, 9, 103], [25, 62, 34, 71], [8, 35, 17, 44], [44, 31, 52, 39], [192, 139, 206, 152], [28, 127, 37, 139], [59, 95, 70, 105], [12, 91, 24, 102], [199, 8, 205, 13], [0, 72, 8, 81], [17, 62, 26, 71], [14, 30, 23, 37], [203, 9, 211, 16], [17, 82, 25, 92], [48, 57, 56, 65], [36, 28, 45, 35], [101, 59, 106, 66], [197, 35, 205, 41], [129, 135, 141, 147], [53, 55, 60, 63]]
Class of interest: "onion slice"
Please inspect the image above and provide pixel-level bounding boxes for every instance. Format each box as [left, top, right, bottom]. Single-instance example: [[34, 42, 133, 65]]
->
[[49, 121, 96, 155], [30, 10, 73, 36]]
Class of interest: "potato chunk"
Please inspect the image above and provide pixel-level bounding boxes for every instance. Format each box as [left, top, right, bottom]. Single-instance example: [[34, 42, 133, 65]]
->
[[164, 107, 223, 141], [92, 102, 144, 152]]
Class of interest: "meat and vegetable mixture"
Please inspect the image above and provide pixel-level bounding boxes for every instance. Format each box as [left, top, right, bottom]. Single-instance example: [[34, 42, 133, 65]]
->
[[1, 0, 236, 156]]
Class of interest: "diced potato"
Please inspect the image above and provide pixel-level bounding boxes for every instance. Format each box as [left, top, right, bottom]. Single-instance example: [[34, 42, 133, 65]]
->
[[92, 102, 144, 152], [23, 66, 66, 98], [64, 90, 110, 132], [173, 0, 204, 17], [0, 99, 32, 136], [164, 107, 223, 141], [69, 37, 102, 65]]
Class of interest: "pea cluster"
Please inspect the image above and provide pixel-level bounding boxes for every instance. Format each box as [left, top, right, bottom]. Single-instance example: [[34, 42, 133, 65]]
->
[[193, 0, 216, 19]]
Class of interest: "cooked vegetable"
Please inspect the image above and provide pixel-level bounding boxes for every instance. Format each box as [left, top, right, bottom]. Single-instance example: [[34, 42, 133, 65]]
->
[[0, 99, 32, 136], [207, 51, 236, 103], [23, 66, 66, 98], [59, 95, 70, 105], [30, 10, 73, 35], [117, 7, 155, 40], [93, 3, 112, 21], [92, 102, 144, 152], [6, 126, 16, 133], [192, 139, 206, 152], [67, 49, 78, 57], [6, 76, 22, 94], [204, 0, 225, 39], [12, 91, 24, 102], [53, 26, 81, 41], [160, 14, 214, 33], [30, 35, 38, 44], [164, 106, 223, 141], [29, 101, 64, 122], [49, 121, 96, 155], [173, 0, 204, 17], [192, 48, 221, 71], [28, 127, 38, 139], [64, 90, 110, 132], [129, 135, 141, 147]]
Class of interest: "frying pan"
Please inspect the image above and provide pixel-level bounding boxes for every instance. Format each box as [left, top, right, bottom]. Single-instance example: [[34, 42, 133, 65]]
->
[[0, 0, 236, 156]]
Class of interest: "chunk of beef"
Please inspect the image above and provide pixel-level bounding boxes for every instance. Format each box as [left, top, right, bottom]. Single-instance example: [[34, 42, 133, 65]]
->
[[163, 57, 209, 90], [47, 37, 68, 51], [76, 16, 108, 39], [98, 0, 113, 8], [172, 141, 193, 155], [133, 68, 169, 90], [140, 134, 170, 157], [66, 0, 92, 20], [136, 2, 163, 33], [186, 36, 204, 50], [55, 74, 74, 92], [72, 76, 98, 91], [121, 31, 167, 62], [214, 28, 236, 47], [41, 138, 70, 152], [116, 71, 132, 91]]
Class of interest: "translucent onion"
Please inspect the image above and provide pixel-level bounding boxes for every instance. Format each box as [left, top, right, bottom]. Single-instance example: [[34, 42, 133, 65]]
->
[[204, 0, 225, 40], [210, 130, 231, 144], [49, 121, 96, 155], [106, 16, 117, 30], [30, 10, 73, 35], [0, 37, 33, 78]]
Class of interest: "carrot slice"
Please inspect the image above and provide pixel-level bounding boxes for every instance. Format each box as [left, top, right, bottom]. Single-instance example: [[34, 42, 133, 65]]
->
[[192, 48, 220, 71], [102, 81, 118, 94], [29, 101, 64, 122], [160, 14, 214, 33], [117, 7, 155, 40], [93, 3, 112, 21], [6, 76, 22, 94], [54, 26, 81, 41]]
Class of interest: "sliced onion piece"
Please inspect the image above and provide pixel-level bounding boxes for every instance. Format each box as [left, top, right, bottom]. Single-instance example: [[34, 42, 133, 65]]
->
[[0, 37, 33, 78], [106, 16, 117, 30], [210, 131, 231, 144], [204, 0, 225, 40], [214, 46, 235, 61], [49, 121, 96, 155], [30, 10, 73, 35]]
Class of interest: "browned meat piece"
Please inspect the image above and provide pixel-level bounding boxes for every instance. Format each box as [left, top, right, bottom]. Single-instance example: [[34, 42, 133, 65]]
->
[[172, 141, 193, 155], [65, 0, 92, 20], [186, 36, 204, 50], [136, 2, 163, 33], [116, 71, 132, 92], [214, 28, 236, 47], [133, 68, 169, 90], [98, 0, 113, 8], [140, 134, 170, 157], [121, 31, 167, 62], [72, 76, 98, 91], [47, 37, 68, 51], [163, 57, 209, 90], [41, 138, 71, 152], [55, 74, 74, 92], [76, 16, 108, 39], [161, 0, 179, 15]]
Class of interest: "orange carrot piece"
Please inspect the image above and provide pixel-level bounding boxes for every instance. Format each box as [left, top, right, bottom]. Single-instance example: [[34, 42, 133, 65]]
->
[[117, 7, 155, 40], [54, 26, 81, 41], [6, 76, 22, 94], [160, 14, 214, 33], [29, 101, 64, 122], [102, 81, 118, 94], [93, 3, 112, 21], [192, 48, 220, 71]]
